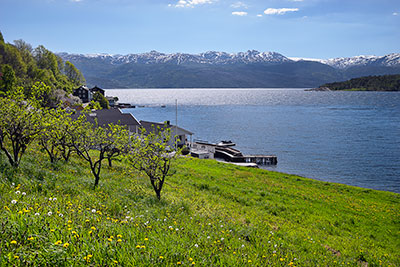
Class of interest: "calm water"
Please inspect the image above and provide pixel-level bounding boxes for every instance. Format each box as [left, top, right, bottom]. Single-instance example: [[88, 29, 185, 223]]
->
[[106, 89, 400, 193]]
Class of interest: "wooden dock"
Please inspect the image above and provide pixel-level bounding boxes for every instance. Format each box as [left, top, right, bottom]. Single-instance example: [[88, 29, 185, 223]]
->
[[243, 155, 278, 165], [214, 146, 277, 165]]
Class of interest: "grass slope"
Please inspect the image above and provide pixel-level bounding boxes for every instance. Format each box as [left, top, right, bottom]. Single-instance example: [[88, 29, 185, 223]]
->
[[1, 147, 399, 266]]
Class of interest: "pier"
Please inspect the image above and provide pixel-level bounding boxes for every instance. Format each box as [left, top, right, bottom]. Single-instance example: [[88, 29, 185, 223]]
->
[[214, 146, 277, 165]]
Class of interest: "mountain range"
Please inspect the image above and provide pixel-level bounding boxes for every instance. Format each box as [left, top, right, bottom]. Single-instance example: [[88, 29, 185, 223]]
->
[[58, 51, 400, 88]]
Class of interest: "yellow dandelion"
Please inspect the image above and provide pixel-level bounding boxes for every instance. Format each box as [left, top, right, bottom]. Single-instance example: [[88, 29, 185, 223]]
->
[[192, 262, 195, 265], [88, 230, 92, 234], [27, 237, 34, 241], [10, 240, 17, 244], [248, 260, 252, 263], [159, 256, 164, 259], [68, 220, 72, 224], [110, 236, 114, 239], [117, 239, 122, 242], [189, 257, 193, 261], [63, 243, 70, 248], [177, 262, 182, 265], [18, 210, 23, 214], [14, 255, 19, 259], [144, 238, 149, 241], [54, 240, 62, 245], [108, 238, 113, 242], [91, 226, 96, 231], [113, 260, 118, 264], [141, 245, 146, 249], [117, 234, 122, 238], [136, 245, 141, 248], [280, 258, 284, 261]]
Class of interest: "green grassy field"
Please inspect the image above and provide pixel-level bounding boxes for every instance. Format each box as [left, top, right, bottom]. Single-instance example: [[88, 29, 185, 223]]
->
[[1, 148, 399, 266]]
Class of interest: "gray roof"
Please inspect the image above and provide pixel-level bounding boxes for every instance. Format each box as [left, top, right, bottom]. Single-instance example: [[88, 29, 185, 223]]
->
[[72, 109, 140, 129], [140, 120, 193, 135]]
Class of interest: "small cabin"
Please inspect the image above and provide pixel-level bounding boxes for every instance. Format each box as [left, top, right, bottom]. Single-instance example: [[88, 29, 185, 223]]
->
[[73, 86, 92, 103], [90, 86, 105, 96]]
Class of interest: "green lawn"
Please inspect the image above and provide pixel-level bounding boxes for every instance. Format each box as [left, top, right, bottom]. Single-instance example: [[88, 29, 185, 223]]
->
[[1, 148, 399, 266]]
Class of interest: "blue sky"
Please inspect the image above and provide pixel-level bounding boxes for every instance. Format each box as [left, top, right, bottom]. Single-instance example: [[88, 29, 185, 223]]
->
[[0, 0, 399, 59]]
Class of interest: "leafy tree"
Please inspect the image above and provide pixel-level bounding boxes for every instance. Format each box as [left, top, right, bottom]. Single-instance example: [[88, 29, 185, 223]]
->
[[126, 126, 179, 200], [93, 91, 109, 109], [68, 117, 129, 188], [0, 64, 16, 95], [64, 61, 85, 86], [0, 98, 43, 167], [39, 108, 76, 163]]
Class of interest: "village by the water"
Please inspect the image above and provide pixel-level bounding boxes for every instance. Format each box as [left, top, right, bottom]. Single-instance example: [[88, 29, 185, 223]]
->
[[73, 85, 277, 168]]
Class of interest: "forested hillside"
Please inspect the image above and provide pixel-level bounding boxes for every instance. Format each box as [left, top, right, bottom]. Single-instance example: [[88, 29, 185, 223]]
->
[[319, 74, 400, 91], [0, 31, 85, 104]]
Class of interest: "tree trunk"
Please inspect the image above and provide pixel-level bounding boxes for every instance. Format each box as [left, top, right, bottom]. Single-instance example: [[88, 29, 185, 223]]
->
[[108, 157, 112, 167]]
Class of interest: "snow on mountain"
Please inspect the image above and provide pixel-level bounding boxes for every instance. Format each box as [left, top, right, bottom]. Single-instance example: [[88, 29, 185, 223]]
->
[[320, 53, 400, 69], [58, 51, 400, 68], [59, 50, 292, 65]]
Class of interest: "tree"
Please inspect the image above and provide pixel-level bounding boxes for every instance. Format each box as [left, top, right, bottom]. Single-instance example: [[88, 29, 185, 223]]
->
[[39, 108, 76, 163], [0, 64, 16, 95], [126, 126, 179, 200], [0, 98, 43, 167], [93, 91, 109, 109], [68, 117, 129, 188], [64, 61, 85, 86]]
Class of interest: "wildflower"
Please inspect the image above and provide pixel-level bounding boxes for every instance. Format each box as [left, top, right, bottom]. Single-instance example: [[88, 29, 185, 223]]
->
[[22, 192, 26, 196], [53, 198, 57, 201], [59, 213, 63, 217], [221, 238, 224, 241], [207, 236, 210, 239], [54, 240, 62, 245], [91, 226, 96, 231], [18, 211, 23, 214], [159, 256, 164, 259], [136, 245, 141, 248], [280, 258, 284, 261], [28, 237, 34, 241], [48, 211, 52, 216], [11, 200, 17, 204], [141, 245, 145, 249], [117, 234, 122, 238], [10, 240, 17, 244], [91, 209, 96, 213], [117, 239, 122, 242], [68, 220, 72, 224], [35, 212, 40, 216], [194, 244, 199, 248], [48, 198, 52, 201], [15, 191, 21, 194], [192, 262, 195, 265], [63, 243, 70, 248]]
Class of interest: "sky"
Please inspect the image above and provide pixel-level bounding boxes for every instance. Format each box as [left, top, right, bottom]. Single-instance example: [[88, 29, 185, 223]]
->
[[0, 0, 399, 59]]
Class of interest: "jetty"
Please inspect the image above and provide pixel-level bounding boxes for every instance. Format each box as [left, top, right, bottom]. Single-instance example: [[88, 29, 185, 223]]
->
[[191, 140, 277, 166]]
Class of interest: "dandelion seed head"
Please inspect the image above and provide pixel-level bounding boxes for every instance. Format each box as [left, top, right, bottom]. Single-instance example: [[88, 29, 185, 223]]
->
[[15, 191, 21, 194], [35, 212, 40, 216], [22, 192, 26, 196], [11, 200, 17, 204], [48, 211, 52, 216]]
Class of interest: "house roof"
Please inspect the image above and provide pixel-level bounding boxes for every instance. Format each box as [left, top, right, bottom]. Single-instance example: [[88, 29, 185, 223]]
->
[[90, 86, 105, 93], [71, 109, 140, 130], [140, 120, 193, 135], [74, 86, 90, 91]]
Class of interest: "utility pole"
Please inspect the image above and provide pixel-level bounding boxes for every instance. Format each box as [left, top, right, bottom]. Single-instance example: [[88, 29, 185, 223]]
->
[[175, 99, 178, 151]]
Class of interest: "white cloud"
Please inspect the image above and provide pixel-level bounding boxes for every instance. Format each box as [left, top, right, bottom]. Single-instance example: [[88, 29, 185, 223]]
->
[[257, 14, 263, 17], [290, 0, 304, 2], [264, 8, 299, 15], [393, 12, 398, 16], [232, 11, 248, 16], [231, 1, 248, 9], [70, 0, 82, 2], [173, 0, 215, 8]]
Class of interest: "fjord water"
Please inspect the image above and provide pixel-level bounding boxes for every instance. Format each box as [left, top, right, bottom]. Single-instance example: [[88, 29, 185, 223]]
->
[[108, 89, 400, 193]]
